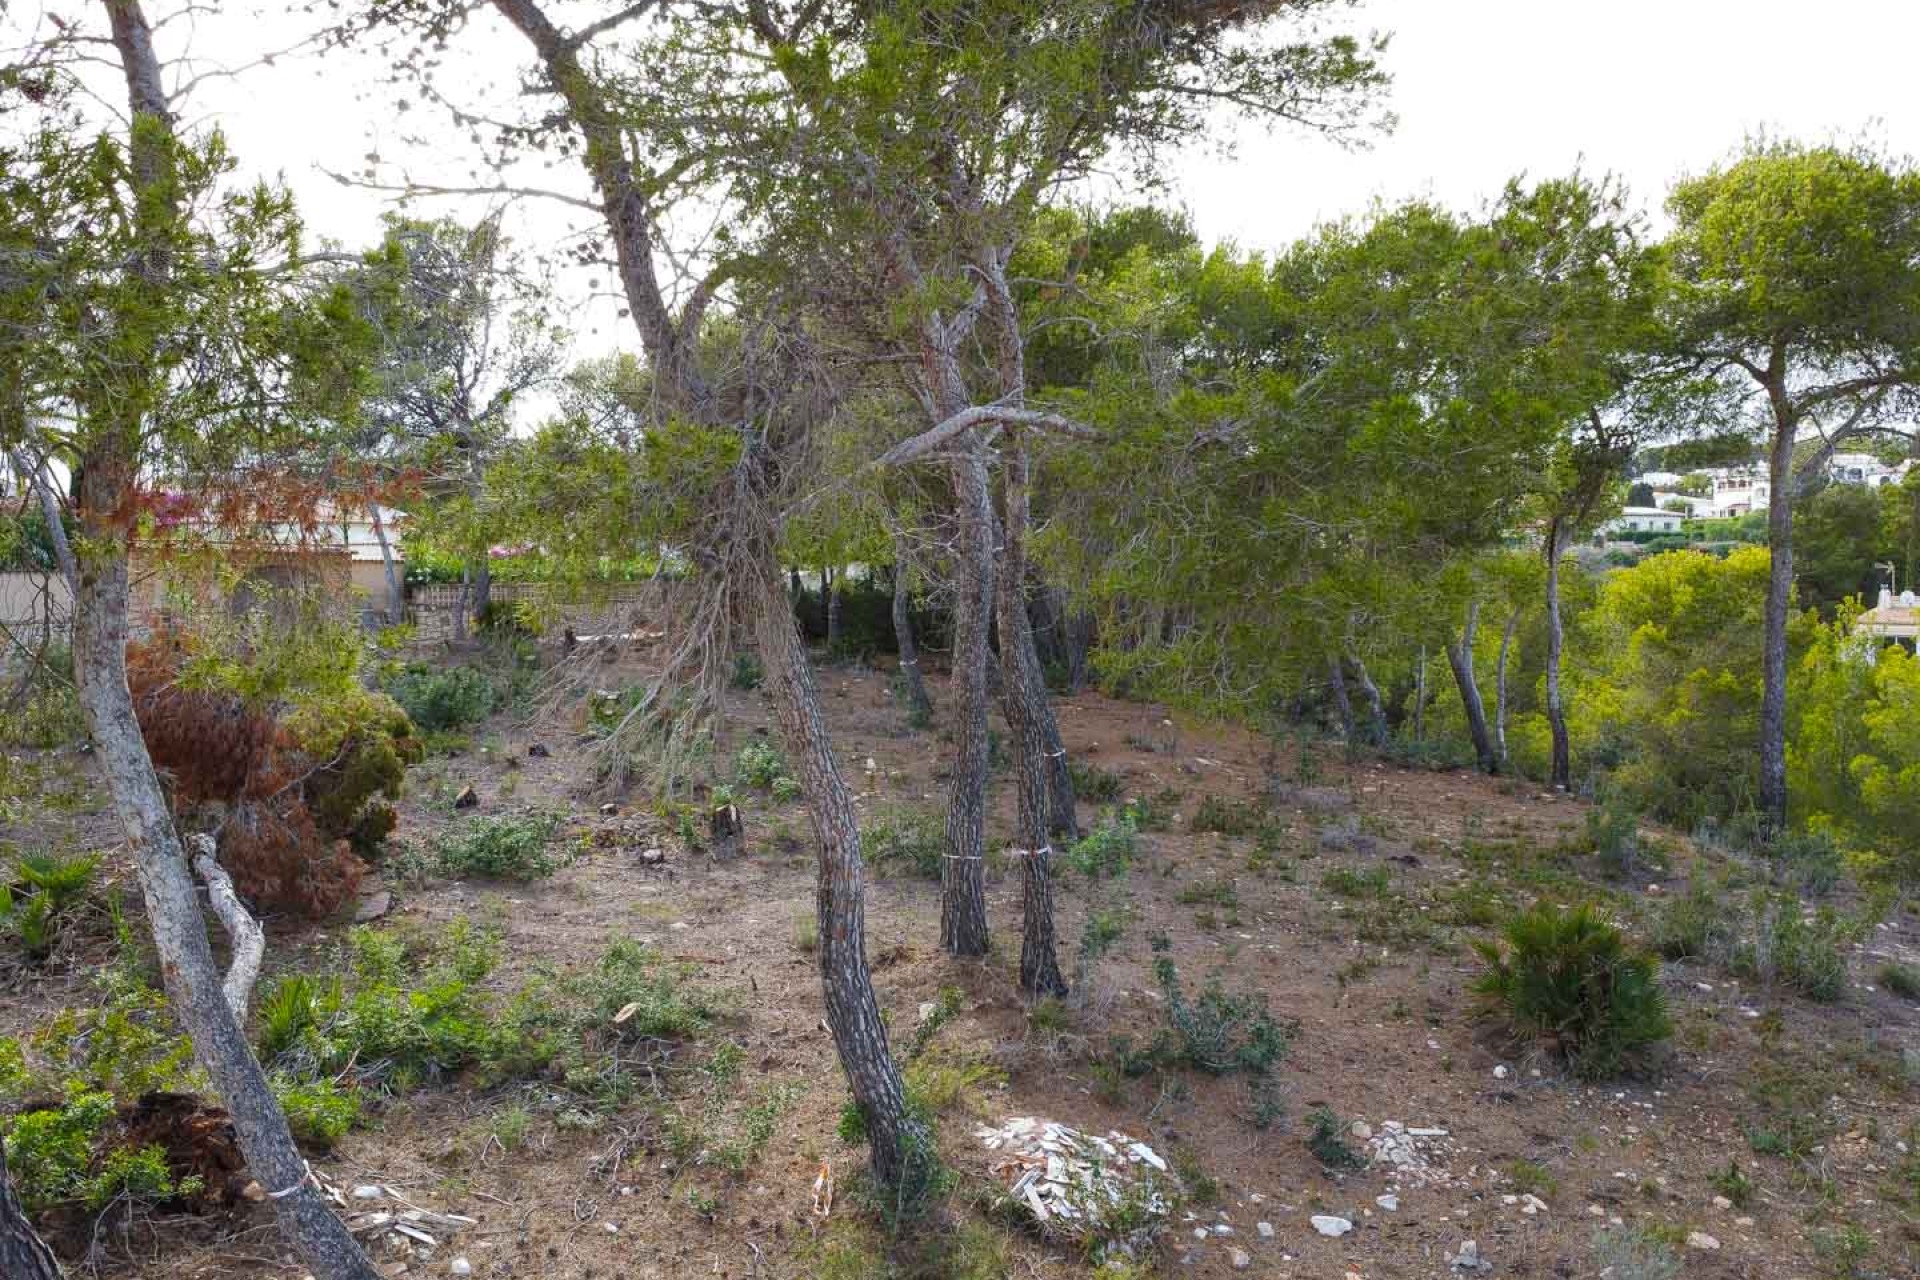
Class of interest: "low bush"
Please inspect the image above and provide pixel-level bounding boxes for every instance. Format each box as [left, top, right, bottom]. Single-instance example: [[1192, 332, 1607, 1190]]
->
[[1192, 794, 1264, 837], [1064, 812, 1139, 878], [1150, 936, 1293, 1077], [1321, 864, 1390, 899], [1472, 903, 1670, 1080], [384, 663, 499, 732], [1305, 1105, 1367, 1170], [1068, 759, 1125, 803], [2, 851, 100, 961], [430, 812, 564, 880], [1653, 883, 1856, 1002], [865, 805, 945, 879], [734, 740, 797, 793]]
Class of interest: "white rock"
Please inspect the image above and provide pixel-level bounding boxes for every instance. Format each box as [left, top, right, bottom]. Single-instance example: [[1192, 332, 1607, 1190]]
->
[[1735, 1216, 1754, 1227], [1311, 1215, 1353, 1238], [1686, 1232, 1721, 1251], [1492, 1065, 1509, 1080], [603, 1223, 619, 1235], [1375, 1195, 1398, 1212], [1229, 1247, 1252, 1270], [1448, 1239, 1486, 1271], [1194, 1228, 1209, 1241], [351, 1186, 386, 1201], [1257, 1221, 1275, 1238], [1349, 1121, 1373, 1141], [1711, 1195, 1732, 1210], [1213, 1224, 1233, 1236], [449, 1261, 472, 1277]]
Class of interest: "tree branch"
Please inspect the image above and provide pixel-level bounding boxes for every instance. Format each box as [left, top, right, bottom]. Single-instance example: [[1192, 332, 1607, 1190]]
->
[[187, 834, 264, 1022], [876, 405, 1095, 468]]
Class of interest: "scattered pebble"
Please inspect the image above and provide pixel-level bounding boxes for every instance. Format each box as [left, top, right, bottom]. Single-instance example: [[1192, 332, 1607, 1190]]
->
[[351, 1186, 385, 1201], [1311, 1215, 1353, 1238], [1375, 1194, 1398, 1212], [1257, 1221, 1274, 1238], [1492, 1064, 1509, 1080], [449, 1260, 471, 1277], [1228, 1246, 1252, 1270], [1687, 1231, 1721, 1251]]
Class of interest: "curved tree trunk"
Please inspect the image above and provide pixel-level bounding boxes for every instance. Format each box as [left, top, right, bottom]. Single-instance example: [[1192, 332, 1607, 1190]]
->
[[749, 554, 930, 1190], [86, 7, 378, 1276], [1327, 653, 1354, 741], [0, 1134, 62, 1280], [994, 449, 1065, 996], [890, 555, 933, 725], [369, 505, 404, 625], [1494, 606, 1520, 769], [1758, 415, 1795, 833], [1348, 654, 1388, 748], [1544, 520, 1572, 791], [940, 442, 994, 957], [1445, 599, 1498, 774]]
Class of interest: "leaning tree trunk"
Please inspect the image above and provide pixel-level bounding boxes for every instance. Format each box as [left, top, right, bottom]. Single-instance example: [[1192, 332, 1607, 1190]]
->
[[890, 555, 934, 724], [1544, 519, 1572, 791], [940, 440, 994, 957], [72, 496, 377, 1280], [994, 447, 1065, 996], [1327, 653, 1354, 742], [471, 557, 492, 626], [1494, 606, 1520, 769], [369, 505, 404, 625], [1758, 414, 1796, 834], [1348, 653, 1388, 748], [87, 6, 378, 1277], [749, 552, 930, 1190], [1446, 600, 1499, 774], [0, 1134, 62, 1280]]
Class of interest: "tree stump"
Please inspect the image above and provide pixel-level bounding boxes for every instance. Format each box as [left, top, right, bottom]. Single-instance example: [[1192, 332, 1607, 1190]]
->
[[710, 803, 743, 861]]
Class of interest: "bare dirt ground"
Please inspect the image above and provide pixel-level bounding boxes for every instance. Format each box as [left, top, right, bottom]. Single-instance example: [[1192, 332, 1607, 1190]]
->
[[7, 641, 1920, 1279]]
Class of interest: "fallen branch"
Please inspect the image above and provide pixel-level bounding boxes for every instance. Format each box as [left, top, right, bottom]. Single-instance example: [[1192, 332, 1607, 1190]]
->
[[188, 834, 264, 1021]]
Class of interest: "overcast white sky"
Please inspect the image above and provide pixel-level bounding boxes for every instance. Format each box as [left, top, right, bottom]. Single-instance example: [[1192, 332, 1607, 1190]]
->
[[19, 0, 1920, 352]]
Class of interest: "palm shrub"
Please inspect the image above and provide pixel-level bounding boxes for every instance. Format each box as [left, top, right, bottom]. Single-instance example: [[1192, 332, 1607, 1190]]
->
[[1472, 903, 1670, 1080]]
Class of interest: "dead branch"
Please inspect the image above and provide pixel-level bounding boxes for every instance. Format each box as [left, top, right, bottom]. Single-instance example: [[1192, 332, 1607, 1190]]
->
[[187, 833, 264, 1022]]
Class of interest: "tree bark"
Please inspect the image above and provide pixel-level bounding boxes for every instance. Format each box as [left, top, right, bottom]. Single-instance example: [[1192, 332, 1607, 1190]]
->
[[471, 557, 492, 626], [1544, 519, 1572, 791], [451, 566, 470, 645], [1349, 654, 1388, 748], [1494, 605, 1520, 769], [188, 834, 264, 1021], [368, 505, 404, 624], [940, 440, 994, 957], [825, 565, 843, 652], [1414, 647, 1428, 744], [1758, 391, 1796, 833], [88, 6, 377, 1276], [890, 555, 933, 724], [749, 554, 930, 1190], [993, 454, 1065, 996], [0, 1133, 62, 1280], [1444, 599, 1498, 774], [1327, 653, 1354, 741]]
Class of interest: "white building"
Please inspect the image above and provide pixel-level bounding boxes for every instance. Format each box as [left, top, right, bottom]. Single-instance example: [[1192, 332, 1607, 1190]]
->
[[1602, 506, 1685, 536]]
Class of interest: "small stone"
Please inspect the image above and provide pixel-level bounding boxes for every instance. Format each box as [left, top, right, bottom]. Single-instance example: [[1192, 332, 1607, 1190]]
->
[[638, 847, 666, 865], [527, 743, 550, 758], [1348, 1120, 1372, 1141], [1311, 1215, 1353, 1238], [450, 1260, 472, 1277], [1493, 1064, 1509, 1080], [453, 785, 478, 809], [355, 891, 393, 923], [351, 1185, 385, 1201], [1735, 1216, 1754, 1227], [603, 1223, 619, 1235], [1686, 1231, 1720, 1251], [1229, 1247, 1252, 1270], [1448, 1239, 1485, 1271], [1587, 1204, 1606, 1217], [1193, 1228, 1209, 1241], [599, 803, 619, 816], [1375, 1194, 1398, 1212], [1257, 1221, 1275, 1238], [1212, 1224, 1233, 1236], [1712, 1195, 1732, 1210]]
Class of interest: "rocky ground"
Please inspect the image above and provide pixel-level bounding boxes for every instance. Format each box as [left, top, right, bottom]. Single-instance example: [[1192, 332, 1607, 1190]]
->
[[5, 642, 1919, 1279]]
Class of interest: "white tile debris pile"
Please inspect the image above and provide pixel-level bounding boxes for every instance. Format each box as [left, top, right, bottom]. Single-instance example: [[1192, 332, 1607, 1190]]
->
[[1365, 1120, 1462, 1188], [976, 1116, 1179, 1256]]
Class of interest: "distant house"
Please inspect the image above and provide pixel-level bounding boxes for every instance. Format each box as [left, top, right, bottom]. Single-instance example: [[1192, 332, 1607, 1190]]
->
[[1602, 506, 1685, 537], [1859, 587, 1919, 651]]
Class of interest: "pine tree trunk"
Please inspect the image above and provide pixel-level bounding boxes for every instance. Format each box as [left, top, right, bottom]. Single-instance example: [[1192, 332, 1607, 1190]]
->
[[1494, 606, 1520, 769], [749, 556, 930, 1190], [891, 557, 933, 724], [994, 446, 1065, 996], [1327, 654, 1354, 741], [825, 566, 843, 652], [471, 557, 492, 626], [451, 567, 471, 644], [941, 441, 994, 957], [1349, 654, 1388, 748], [1759, 410, 1795, 834], [0, 1133, 62, 1280], [87, 7, 378, 1276], [1544, 520, 1572, 791], [369, 505, 404, 625], [1445, 600, 1498, 774]]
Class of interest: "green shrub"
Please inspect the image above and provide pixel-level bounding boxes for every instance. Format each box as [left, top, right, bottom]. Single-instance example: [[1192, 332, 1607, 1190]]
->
[[1878, 962, 1920, 999], [865, 805, 945, 879], [1068, 759, 1124, 803], [431, 812, 564, 880], [734, 741, 790, 790], [1064, 813, 1138, 878], [274, 1075, 360, 1149], [1192, 794, 1263, 837], [0, 1089, 199, 1212], [771, 775, 803, 803], [1150, 937, 1293, 1076], [1305, 1105, 1367, 1169], [1589, 1225, 1681, 1280], [2, 851, 101, 961], [384, 664, 498, 732], [1471, 903, 1670, 1080], [1655, 885, 1855, 1002], [730, 653, 764, 690], [1321, 864, 1390, 898], [1583, 797, 1641, 879], [1120, 787, 1183, 831], [1768, 829, 1842, 897]]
